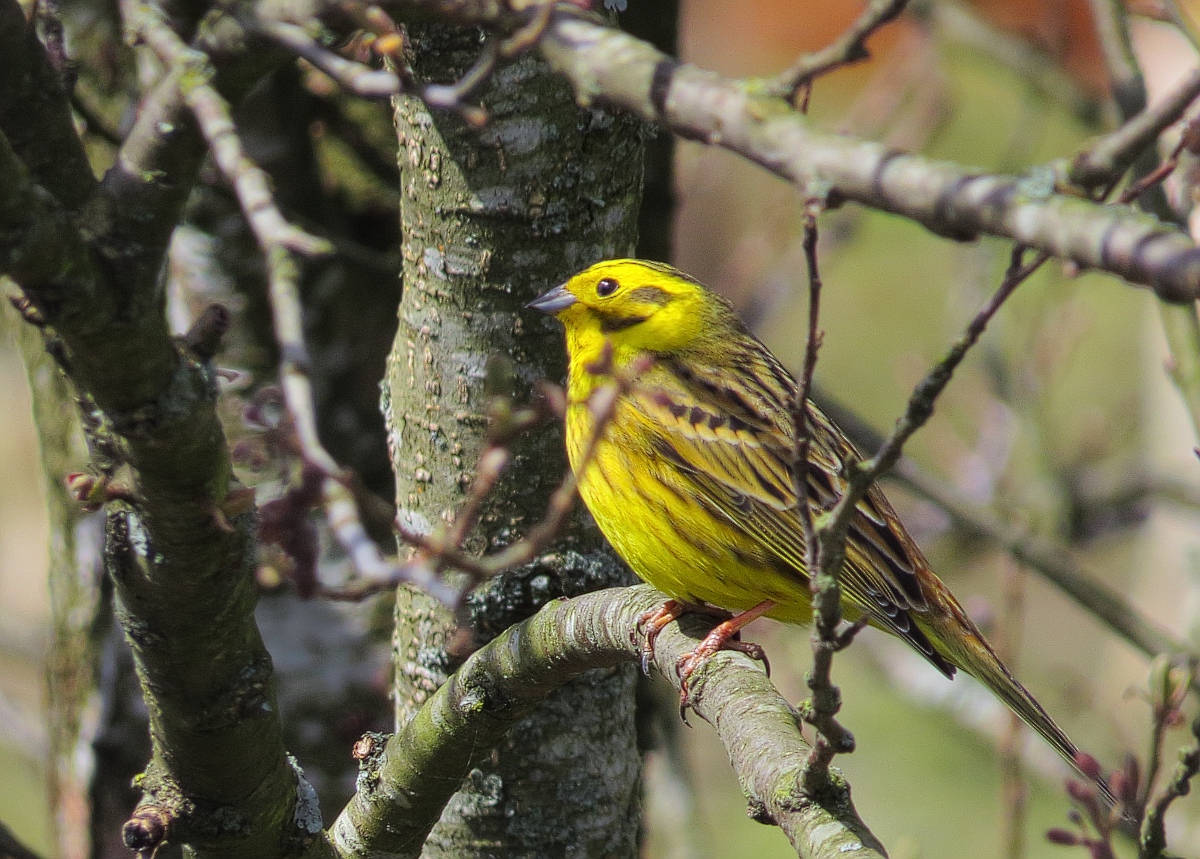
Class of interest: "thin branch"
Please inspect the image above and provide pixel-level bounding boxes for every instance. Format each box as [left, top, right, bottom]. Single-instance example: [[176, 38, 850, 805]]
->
[[771, 0, 910, 100], [823, 248, 1045, 557], [318, 479, 458, 604], [324, 585, 888, 859], [420, 37, 497, 122], [1139, 715, 1200, 859], [257, 19, 402, 98], [814, 390, 1200, 687], [1116, 124, 1193, 206], [1069, 67, 1200, 192], [788, 203, 860, 789], [791, 246, 1043, 790], [393, 352, 651, 588], [256, 2, 541, 125]]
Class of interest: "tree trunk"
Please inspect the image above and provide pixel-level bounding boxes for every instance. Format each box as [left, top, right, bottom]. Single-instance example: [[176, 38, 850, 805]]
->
[[386, 22, 646, 857]]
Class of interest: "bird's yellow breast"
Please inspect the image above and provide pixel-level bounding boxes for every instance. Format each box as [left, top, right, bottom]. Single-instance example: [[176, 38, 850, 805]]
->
[[566, 396, 816, 624]]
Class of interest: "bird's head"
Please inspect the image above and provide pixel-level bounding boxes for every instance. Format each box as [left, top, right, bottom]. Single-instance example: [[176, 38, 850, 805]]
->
[[527, 259, 720, 358]]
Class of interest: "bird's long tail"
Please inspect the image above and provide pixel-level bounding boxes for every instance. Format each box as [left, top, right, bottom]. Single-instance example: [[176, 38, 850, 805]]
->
[[920, 614, 1119, 808]]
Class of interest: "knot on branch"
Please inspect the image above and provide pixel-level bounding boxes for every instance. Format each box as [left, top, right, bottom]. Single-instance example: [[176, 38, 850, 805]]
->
[[746, 796, 775, 825], [122, 805, 174, 856], [349, 731, 391, 795], [181, 303, 231, 361]]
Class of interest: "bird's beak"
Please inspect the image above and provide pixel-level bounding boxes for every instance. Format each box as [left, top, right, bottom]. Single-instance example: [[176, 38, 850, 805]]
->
[[526, 284, 576, 315]]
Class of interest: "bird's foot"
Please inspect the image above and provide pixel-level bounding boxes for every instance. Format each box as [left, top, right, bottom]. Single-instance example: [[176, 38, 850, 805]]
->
[[674, 600, 776, 719], [634, 600, 731, 675]]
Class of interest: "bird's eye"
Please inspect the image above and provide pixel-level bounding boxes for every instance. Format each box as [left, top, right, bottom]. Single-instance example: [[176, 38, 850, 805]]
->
[[596, 278, 619, 297]]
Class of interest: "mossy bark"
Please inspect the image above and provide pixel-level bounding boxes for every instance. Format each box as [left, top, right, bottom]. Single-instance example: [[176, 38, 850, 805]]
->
[[385, 23, 646, 857]]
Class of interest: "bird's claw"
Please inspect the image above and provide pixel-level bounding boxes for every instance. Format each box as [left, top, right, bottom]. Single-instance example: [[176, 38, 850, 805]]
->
[[674, 625, 772, 721], [633, 600, 688, 675]]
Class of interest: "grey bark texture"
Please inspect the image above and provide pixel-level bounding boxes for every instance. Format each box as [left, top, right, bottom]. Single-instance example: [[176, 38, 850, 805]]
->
[[384, 22, 647, 858]]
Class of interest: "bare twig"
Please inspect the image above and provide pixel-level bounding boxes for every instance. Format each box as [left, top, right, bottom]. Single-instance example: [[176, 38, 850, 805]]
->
[[394, 350, 652, 593], [132, 9, 472, 608], [255, 1, 538, 126], [772, 0, 910, 101], [418, 38, 496, 127], [1117, 131, 1190, 205], [135, 14, 338, 469], [1069, 67, 1200, 192], [318, 479, 458, 604], [1140, 714, 1200, 858], [828, 249, 1046, 548], [257, 19, 402, 98], [788, 202, 862, 789], [789, 247, 1044, 788]]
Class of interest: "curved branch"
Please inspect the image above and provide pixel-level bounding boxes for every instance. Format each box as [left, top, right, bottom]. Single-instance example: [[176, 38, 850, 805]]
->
[[771, 0, 910, 98], [534, 13, 1200, 302], [269, 3, 1200, 298], [326, 585, 887, 859], [1069, 68, 1200, 191]]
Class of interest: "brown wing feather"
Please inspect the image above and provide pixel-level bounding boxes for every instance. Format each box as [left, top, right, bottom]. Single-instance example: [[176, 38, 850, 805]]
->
[[632, 350, 956, 677]]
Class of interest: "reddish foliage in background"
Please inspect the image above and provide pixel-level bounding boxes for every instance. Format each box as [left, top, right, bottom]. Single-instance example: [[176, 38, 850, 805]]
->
[[683, 0, 1106, 92], [971, 0, 1107, 93]]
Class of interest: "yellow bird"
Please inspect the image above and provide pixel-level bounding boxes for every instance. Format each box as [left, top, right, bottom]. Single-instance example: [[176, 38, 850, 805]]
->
[[529, 257, 1100, 785]]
